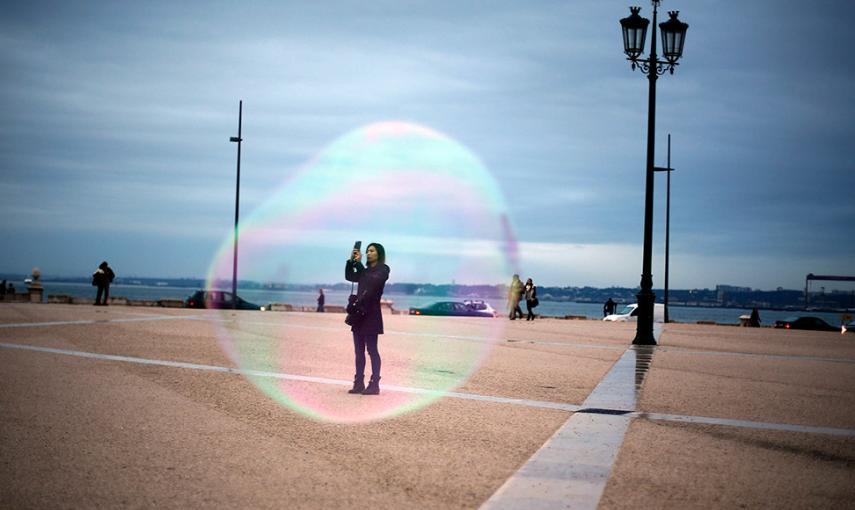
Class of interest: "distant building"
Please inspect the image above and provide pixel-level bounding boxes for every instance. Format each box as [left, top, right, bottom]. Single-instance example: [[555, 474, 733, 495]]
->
[[716, 284, 752, 304]]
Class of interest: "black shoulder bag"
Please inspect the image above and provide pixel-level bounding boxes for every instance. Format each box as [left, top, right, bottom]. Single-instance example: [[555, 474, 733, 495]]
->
[[345, 282, 367, 327]]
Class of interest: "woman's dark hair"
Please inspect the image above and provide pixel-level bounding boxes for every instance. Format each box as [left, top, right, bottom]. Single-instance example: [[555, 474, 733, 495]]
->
[[99, 261, 109, 269], [367, 242, 386, 266]]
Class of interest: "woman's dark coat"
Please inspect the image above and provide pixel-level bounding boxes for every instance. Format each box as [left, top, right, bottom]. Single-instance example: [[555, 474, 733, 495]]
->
[[345, 259, 390, 335]]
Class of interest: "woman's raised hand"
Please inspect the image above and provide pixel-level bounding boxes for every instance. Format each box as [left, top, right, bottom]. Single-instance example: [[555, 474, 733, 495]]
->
[[351, 249, 362, 262]]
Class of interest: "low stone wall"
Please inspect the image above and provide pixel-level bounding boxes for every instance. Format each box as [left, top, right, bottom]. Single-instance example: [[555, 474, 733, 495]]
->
[[269, 303, 294, 312], [128, 300, 158, 307], [0, 294, 30, 303]]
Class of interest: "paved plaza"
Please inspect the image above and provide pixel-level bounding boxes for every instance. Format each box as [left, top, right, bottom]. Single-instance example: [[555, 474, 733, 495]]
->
[[1, 303, 854, 508]]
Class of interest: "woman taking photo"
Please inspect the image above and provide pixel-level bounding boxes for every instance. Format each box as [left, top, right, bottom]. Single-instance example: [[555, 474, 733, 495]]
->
[[344, 243, 390, 395]]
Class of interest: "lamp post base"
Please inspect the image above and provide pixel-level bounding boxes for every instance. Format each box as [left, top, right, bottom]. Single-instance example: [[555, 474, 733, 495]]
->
[[633, 288, 658, 345]]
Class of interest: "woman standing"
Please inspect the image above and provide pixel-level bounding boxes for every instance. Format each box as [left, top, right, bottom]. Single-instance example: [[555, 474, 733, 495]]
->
[[344, 243, 390, 395], [524, 278, 538, 321]]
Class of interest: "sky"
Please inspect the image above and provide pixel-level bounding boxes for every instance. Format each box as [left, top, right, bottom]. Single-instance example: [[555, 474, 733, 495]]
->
[[1, 0, 853, 291]]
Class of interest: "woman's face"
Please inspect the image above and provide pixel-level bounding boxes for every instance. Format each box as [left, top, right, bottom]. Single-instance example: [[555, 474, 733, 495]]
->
[[367, 245, 378, 265]]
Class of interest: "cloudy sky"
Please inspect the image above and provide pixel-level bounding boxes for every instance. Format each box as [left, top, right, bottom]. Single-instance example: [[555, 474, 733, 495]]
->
[[1, 0, 853, 290]]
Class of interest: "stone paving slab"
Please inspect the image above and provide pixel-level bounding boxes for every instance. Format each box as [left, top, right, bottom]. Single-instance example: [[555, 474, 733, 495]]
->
[[639, 349, 855, 428], [2, 303, 855, 508], [601, 419, 855, 510]]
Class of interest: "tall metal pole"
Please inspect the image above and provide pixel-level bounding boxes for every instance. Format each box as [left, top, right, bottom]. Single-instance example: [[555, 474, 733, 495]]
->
[[634, 0, 659, 345], [663, 133, 671, 323], [231, 100, 243, 309]]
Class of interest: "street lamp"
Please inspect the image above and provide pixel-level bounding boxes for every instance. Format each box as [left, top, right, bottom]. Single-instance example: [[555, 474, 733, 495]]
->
[[654, 134, 675, 324], [229, 100, 243, 310], [620, 2, 688, 344]]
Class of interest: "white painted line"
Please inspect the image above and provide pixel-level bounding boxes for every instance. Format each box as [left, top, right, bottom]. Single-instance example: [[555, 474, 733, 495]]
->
[[506, 339, 626, 351], [0, 315, 201, 329], [0, 342, 579, 413], [3, 340, 853, 441], [482, 347, 645, 510], [637, 412, 855, 438]]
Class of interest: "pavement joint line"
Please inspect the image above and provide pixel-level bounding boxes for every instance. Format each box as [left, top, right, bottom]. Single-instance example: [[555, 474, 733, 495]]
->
[[195, 316, 502, 343], [190, 316, 634, 352], [657, 346, 855, 365], [0, 315, 204, 329], [25, 314, 849, 364], [3, 341, 854, 440], [498, 338, 855, 365], [0, 341, 580, 413]]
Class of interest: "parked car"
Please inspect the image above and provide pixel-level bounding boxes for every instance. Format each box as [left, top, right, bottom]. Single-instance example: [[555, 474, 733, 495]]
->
[[773, 316, 839, 332], [185, 290, 261, 310], [603, 303, 665, 323], [409, 300, 496, 317], [463, 300, 499, 318]]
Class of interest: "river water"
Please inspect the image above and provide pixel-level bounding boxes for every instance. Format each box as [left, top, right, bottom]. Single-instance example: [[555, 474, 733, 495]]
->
[[29, 282, 852, 327]]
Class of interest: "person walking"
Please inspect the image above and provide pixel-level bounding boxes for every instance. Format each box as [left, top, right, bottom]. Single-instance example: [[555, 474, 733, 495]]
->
[[316, 288, 325, 313], [92, 261, 115, 306], [749, 307, 761, 327], [0, 280, 6, 299], [524, 278, 538, 321], [344, 243, 390, 395], [508, 274, 524, 320]]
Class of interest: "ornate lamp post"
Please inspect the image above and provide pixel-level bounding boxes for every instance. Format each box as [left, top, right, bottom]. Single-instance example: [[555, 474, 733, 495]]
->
[[620, 2, 688, 344]]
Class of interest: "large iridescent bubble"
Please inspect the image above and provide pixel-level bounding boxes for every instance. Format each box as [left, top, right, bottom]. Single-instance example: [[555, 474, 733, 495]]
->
[[206, 121, 517, 423]]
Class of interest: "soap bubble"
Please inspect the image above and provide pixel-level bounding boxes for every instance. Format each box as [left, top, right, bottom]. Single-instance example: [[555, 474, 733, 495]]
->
[[206, 121, 517, 422]]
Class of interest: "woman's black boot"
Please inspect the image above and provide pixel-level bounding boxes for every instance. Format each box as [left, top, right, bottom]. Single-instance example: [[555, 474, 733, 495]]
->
[[362, 376, 380, 395], [348, 376, 365, 394]]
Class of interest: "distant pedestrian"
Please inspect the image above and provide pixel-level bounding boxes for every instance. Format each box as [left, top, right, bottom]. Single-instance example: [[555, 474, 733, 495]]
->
[[0, 280, 6, 298], [749, 307, 761, 327], [7, 283, 15, 295], [524, 278, 538, 321], [604, 298, 617, 317], [317, 288, 325, 313], [508, 274, 524, 320], [92, 261, 116, 306]]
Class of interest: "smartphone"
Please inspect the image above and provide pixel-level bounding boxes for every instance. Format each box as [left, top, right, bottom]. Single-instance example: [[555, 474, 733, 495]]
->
[[353, 241, 362, 251]]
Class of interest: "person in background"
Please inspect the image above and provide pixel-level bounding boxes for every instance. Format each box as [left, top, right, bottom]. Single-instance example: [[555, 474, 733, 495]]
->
[[524, 278, 538, 321], [604, 298, 617, 317], [7, 283, 15, 295], [93, 261, 116, 306], [508, 274, 524, 320], [0, 280, 6, 298], [317, 288, 325, 313], [749, 307, 761, 327]]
